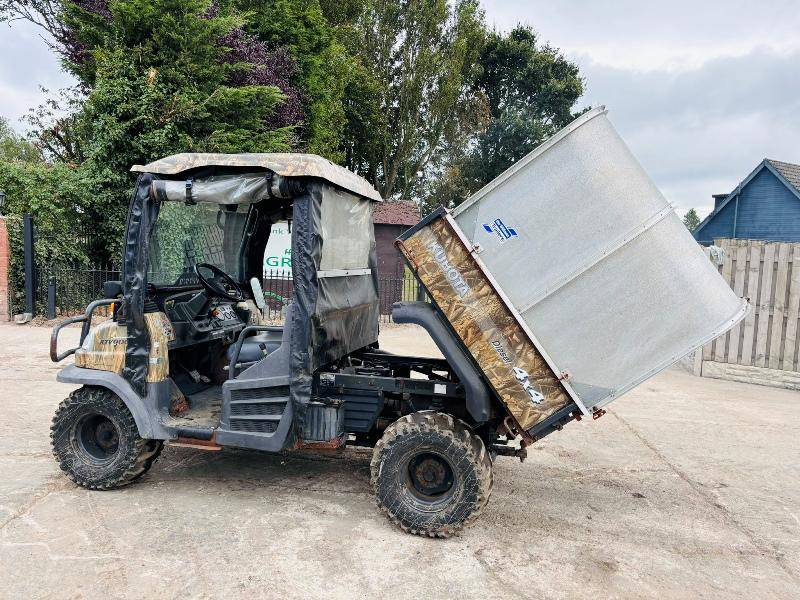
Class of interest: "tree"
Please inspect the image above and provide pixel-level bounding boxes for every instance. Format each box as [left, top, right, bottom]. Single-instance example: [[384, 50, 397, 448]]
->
[[477, 26, 582, 126], [1, 0, 346, 157], [0, 155, 90, 311], [340, 0, 488, 201], [425, 25, 584, 210], [0, 117, 41, 162], [78, 0, 295, 259], [1, 113, 88, 309], [23, 87, 89, 164], [238, 0, 351, 161], [3, 0, 299, 260], [683, 208, 700, 232], [217, 27, 304, 130], [3, 1, 588, 218], [318, 0, 364, 27]]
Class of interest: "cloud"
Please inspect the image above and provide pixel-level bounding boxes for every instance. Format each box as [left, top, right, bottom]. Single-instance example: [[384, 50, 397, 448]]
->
[[0, 20, 76, 126], [480, 0, 800, 217], [580, 48, 800, 215], [581, 48, 800, 126], [481, 0, 800, 69], [1, 1, 798, 218]]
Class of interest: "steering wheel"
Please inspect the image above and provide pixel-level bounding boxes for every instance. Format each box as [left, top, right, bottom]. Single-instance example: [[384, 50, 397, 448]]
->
[[194, 263, 245, 302]]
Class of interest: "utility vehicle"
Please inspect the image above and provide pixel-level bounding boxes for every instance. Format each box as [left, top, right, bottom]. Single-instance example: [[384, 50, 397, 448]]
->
[[50, 109, 746, 537]]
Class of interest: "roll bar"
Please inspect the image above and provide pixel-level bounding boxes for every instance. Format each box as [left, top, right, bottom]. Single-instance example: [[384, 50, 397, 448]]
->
[[50, 299, 118, 362]]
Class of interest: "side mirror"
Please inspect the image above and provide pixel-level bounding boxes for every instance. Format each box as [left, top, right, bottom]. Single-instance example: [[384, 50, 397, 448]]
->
[[250, 277, 266, 310]]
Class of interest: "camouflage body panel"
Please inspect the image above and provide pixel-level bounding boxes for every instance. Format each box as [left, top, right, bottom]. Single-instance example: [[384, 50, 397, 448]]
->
[[398, 216, 571, 431], [130, 153, 382, 202], [75, 320, 126, 374], [74, 312, 174, 383]]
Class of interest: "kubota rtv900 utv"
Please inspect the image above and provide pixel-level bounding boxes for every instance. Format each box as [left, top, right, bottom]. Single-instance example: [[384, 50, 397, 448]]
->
[[50, 109, 746, 537]]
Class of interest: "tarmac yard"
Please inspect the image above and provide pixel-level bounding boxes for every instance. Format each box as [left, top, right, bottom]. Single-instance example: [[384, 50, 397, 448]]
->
[[1, 322, 798, 599]]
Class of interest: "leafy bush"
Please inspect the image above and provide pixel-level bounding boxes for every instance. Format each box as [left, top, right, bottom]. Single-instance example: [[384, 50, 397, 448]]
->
[[0, 160, 90, 312]]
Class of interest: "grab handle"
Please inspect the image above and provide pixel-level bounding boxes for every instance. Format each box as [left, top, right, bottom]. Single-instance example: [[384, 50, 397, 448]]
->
[[50, 299, 119, 362]]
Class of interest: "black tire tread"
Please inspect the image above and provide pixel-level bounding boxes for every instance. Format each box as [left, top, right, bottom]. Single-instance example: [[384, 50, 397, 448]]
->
[[51, 386, 163, 490], [370, 411, 493, 538]]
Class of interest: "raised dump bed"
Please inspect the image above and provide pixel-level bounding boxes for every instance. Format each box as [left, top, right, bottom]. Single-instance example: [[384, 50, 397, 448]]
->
[[398, 107, 748, 433]]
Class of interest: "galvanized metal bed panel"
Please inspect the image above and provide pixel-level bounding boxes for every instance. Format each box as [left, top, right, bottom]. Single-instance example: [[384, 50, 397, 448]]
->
[[450, 107, 747, 411]]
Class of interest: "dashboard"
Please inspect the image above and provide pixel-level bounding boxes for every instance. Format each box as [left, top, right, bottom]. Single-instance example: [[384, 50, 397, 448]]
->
[[158, 288, 246, 350]]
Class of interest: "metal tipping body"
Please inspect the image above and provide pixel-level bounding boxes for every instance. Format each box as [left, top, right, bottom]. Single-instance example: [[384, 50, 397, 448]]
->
[[398, 107, 748, 433]]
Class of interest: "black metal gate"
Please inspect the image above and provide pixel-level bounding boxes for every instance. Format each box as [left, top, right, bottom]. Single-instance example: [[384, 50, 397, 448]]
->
[[16, 213, 120, 318], [21, 213, 426, 322]]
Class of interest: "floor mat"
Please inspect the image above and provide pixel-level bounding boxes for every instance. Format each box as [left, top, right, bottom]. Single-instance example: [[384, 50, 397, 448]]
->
[[163, 385, 222, 429]]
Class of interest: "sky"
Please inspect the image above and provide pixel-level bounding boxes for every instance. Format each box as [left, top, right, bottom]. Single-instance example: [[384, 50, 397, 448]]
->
[[0, 20, 75, 124], [2, 1, 800, 216], [481, 0, 800, 216]]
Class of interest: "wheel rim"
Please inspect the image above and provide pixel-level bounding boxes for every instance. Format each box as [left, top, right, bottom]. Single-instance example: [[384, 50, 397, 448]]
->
[[405, 452, 456, 503], [74, 414, 120, 463]]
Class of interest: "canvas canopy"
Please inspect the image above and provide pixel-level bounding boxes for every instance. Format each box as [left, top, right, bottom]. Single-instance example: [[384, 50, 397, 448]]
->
[[120, 158, 381, 414], [132, 153, 382, 202]]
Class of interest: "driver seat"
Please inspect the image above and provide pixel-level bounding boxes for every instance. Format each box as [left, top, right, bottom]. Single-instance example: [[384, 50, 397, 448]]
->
[[226, 304, 293, 369], [226, 327, 284, 364]]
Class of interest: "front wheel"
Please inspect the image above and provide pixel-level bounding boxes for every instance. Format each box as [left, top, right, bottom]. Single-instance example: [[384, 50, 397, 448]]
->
[[370, 411, 493, 537], [51, 386, 163, 489]]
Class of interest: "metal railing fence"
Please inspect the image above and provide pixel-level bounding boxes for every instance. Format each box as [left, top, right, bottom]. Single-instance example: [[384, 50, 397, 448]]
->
[[30, 264, 426, 323]]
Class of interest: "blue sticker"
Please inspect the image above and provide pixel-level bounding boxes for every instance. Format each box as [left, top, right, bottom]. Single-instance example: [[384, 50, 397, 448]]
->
[[483, 218, 518, 242]]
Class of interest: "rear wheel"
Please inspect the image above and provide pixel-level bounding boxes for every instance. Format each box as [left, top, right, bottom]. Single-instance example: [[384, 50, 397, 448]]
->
[[370, 411, 493, 537], [51, 386, 163, 489]]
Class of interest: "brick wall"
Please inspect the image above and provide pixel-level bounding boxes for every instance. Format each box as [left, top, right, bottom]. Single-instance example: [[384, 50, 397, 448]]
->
[[0, 217, 9, 320]]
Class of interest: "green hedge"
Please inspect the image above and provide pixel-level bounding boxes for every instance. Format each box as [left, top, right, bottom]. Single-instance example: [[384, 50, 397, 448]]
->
[[0, 161, 90, 313]]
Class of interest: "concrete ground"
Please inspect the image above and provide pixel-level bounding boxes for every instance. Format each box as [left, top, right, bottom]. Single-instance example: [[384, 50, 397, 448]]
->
[[0, 322, 798, 599]]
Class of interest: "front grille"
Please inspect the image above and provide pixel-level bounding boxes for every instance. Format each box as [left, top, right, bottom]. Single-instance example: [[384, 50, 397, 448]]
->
[[230, 419, 278, 433], [230, 402, 286, 417], [230, 386, 289, 401]]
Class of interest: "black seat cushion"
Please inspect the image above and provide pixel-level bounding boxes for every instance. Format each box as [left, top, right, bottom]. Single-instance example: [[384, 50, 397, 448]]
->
[[227, 319, 288, 367], [227, 338, 281, 364], [103, 280, 123, 298]]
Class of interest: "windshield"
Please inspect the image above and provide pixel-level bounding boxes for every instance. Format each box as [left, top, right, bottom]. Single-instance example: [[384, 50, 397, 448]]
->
[[148, 201, 251, 286]]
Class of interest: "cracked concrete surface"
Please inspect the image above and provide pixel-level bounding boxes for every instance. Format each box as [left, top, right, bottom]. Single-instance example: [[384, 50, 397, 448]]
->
[[1, 322, 798, 599]]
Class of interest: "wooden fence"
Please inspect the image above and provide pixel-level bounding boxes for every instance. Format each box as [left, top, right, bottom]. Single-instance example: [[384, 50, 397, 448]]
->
[[703, 239, 800, 372]]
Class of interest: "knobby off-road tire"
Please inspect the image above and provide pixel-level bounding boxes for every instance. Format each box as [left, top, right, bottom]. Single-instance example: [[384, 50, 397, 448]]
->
[[51, 386, 163, 490], [370, 411, 493, 538]]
